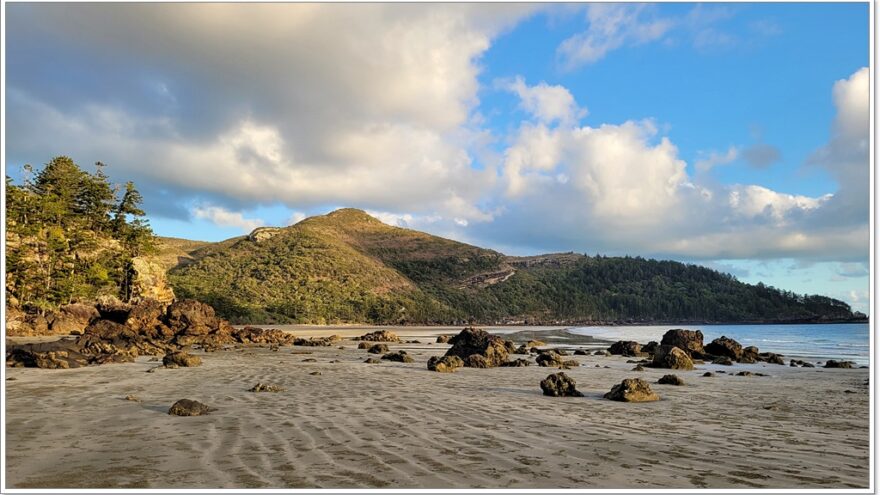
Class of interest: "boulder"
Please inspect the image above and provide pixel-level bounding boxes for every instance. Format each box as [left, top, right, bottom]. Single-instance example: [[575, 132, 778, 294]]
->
[[381, 351, 414, 363], [435, 335, 452, 344], [501, 358, 532, 367], [168, 399, 214, 416], [464, 354, 489, 368], [658, 374, 684, 385], [642, 341, 659, 355], [712, 357, 733, 366], [514, 345, 529, 355], [824, 360, 855, 369], [631, 364, 645, 371], [573, 349, 589, 355], [761, 352, 785, 365], [536, 351, 565, 367], [50, 303, 100, 335], [444, 327, 509, 368], [608, 341, 643, 357], [705, 336, 743, 361], [540, 372, 584, 397], [702, 372, 714, 377], [593, 350, 610, 356], [357, 342, 371, 349], [660, 329, 704, 358], [651, 345, 694, 370], [364, 357, 381, 364], [250, 383, 284, 392], [427, 355, 464, 373], [740, 346, 761, 364], [125, 299, 167, 334], [561, 359, 580, 369], [526, 340, 546, 347], [736, 371, 753, 377], [358, 330, 401, 342], [165, 300, 219, 336], [604, 378, 660, 402], [367, 343, 389, 354], [163, 352, 202, 368]]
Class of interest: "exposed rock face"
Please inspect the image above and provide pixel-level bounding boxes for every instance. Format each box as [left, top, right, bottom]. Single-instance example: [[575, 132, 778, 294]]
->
[[540, 372, 584, 397], [444, 327, 509, 368], [536, 351, 565, 367], [660, 329, 704, 358], [168, 399, 214, 416], [824, 360, 855, 369], [658, 374, 684, 385], [51, 303, 101, 335], [129, 257, 175, 304], [367, 343, 389, 354], [427, 355, 464, 373], [604, 378, 660, 402], [163, 352, 202, 368], [166, 300, 220, 338], [705, 336, 743, 361], [651, 345, 694, 370], [381, 351, 414, 363], [6, 340, 89, 369], [248, 227, 282, 243], [608, 341, 643, 357], [358, 330, 401, 342]]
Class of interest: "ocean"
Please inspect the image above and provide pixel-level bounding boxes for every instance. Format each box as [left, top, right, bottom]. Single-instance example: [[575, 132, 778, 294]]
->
[[569, 323, 871, 366]]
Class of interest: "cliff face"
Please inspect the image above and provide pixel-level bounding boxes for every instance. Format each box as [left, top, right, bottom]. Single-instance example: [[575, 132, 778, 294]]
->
[[129, 257, 175, 304]]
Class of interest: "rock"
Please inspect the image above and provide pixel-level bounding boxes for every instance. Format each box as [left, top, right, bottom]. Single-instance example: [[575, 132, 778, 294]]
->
[[501, 358, 532, 367], [50, 303, 100, 335], [6, 377, 17, 381], [702, 372, 714, 377], [249, 383, 284, 392], [514, 345, 529, 354], [503, 340, 518, 354], [301, 358, 317, 362], [604, 378, 660, 402], [165, 300, 219, 337], [310, 371, 322, 376], [427, 355, 464, 373], [561, 359, 580, 369], [367, 343, 389, 354], [802, 362, 815, 368], [631, 364, 645, 371], [168, 399, 213, 416], [129, 257, 175, 304], [526, 340, 546, 348], [712, 356, 733, 366], [660, 329, 704, 358], [658, 374, 684, 385], [358, 330, 401, 342], [125, 299, 167, 334], [705, 336, 743, 361], [641, 341, 659, 355], [761, 352, 785, 365], [292, 336, 338, 347], [651, 345, 694, 370], [593, 350, 610, 356], [5, 340, 91, 369], [444, 327, 509, 368], [464, 354, 489, 368], [357, 342, 371, 349], [163, 352, 202, 368], [364, 357, 381, 364], [536, 351, 565, 367], [824, 360, 855, 369], [540, 372, 584, 397], [248, 227, 282, 242], [381, 351, 414, 363], [125, 395, 140, 401], [573, 349, 589, 355], [736, 371, 753, 376], [95, 296, 132, 323], [740, 346, 760, 363], [608, 341, 643, 357], [435, 335, 452, 344]]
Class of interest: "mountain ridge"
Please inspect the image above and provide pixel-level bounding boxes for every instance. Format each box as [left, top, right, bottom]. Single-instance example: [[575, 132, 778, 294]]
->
[[165, 208, 867, 325]]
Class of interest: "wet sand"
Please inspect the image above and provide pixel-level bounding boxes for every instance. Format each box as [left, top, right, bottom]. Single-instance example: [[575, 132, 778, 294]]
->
[[4, 328, 870, 489]]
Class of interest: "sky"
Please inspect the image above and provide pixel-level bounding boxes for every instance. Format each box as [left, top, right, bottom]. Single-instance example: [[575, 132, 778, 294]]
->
[[4, 3, 871, 313]]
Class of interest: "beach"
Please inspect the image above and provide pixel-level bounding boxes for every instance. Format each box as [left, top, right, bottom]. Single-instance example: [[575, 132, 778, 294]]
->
[[4, 327, 870, 489]]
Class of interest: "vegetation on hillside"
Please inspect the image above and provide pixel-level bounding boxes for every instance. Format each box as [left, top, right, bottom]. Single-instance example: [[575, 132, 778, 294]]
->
[[6, 157, 155, 312], [168, 209, 863, 325]]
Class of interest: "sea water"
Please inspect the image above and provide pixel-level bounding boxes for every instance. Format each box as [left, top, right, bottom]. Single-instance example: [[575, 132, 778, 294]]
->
[[570, 323, 871, 366]]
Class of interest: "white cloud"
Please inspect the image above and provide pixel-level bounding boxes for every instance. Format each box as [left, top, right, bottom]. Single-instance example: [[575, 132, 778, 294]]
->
[[728, 185, 830, 222], [192, 205, 265, 232], [695, 146, 739, 173], [505, 76, 586, 125]]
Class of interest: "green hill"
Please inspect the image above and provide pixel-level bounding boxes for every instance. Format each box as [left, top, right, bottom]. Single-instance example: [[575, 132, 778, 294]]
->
[[167, 208, 865, 325]]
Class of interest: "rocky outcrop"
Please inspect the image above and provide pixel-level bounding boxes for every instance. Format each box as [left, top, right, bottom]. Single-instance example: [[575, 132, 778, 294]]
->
[[608, 341, 643, 357], [658, 374, 684, 385], [660, 329, 704, 358], [824, 360, 855, 369], [381, 351, 414, 363], [367, 343, 389, 354], [358, 330, 401, 342], [651, 345, 694, 370], [248, 227, 282, 243], [705, 336, 743, 361], [540, 372, 584, 397], [163, 351, 202, 368], [444, 327, 509, 368], [501, 358, 532, 367], [642, 341, 659, 355], [427, 355, 464, 373], [604, 378, 660, 402], [536, 351, 565, 367], [168, 399, 214, 416], [129, 257, 175, 304]]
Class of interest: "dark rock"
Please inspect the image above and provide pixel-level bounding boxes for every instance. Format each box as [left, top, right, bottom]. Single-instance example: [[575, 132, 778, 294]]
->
[[165, 300, 219, 336], [514, 345, 529, 354], [367, 343, 389, 354], [608, 341, 643, 357], [658, 374, 684, 385], [761, 352, 785, 365], [641, 341, 659, 355], [501, 358, 532, 367], [705, 336, 743, 361], [631, 364, 645, 371], [250, 383, 283, 392], [824, 360, 855, 369], [293, 336, 339, 347], [464, 354, 489, 368], [802, 362, 815, 368], [660, 329, 704, 358], [444, 327, 509, 368], [604, 378, 660, 402], [163, 352, 202, 368], [435, 335, 452, 344], [381, 351, 414, 363], [540, 372, 584, 397], [168, 399, 214, 416], [574, 349, 589, 355], [364, 357, 381, 364], [427, 355, 464, 372], [651, 345, 694, 370], [702, 372, 714, 377], [503, 340, 518, 354], [740, 346, 760, 363], [536, 351, 565, 367], [358, 330, 401, 342], [712, 356, 733, 366], [310, 371, 322, 376], [736, 371, 753, 376], [593, 350, 610, 356], [358, 342, 371, 349]]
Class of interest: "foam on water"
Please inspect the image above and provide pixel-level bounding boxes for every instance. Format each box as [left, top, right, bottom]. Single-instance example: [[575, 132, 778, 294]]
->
[[569, 323, 870, 366]]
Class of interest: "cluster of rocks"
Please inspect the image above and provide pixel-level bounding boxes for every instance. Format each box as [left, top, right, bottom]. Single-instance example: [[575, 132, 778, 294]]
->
[[6, 299, 298, 369], [358, 330, 401, 342]]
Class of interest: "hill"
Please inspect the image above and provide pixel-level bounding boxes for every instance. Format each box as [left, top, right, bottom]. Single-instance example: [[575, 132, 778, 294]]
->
[[166, 208, 865, 325]]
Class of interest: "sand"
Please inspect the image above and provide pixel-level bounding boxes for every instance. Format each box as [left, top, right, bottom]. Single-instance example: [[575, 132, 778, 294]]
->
[[4, 328, 870, 489]]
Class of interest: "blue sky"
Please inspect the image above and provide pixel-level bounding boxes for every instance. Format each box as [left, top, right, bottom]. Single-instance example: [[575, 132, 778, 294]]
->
[[4, 3, 871, 313]]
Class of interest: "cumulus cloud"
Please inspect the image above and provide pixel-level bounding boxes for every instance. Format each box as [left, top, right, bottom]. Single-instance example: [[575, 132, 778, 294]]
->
[[192, 205, 265, 232]]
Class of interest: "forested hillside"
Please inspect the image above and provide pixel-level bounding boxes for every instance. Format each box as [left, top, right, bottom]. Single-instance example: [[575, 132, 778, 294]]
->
[[168, 209, 864, 325]]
